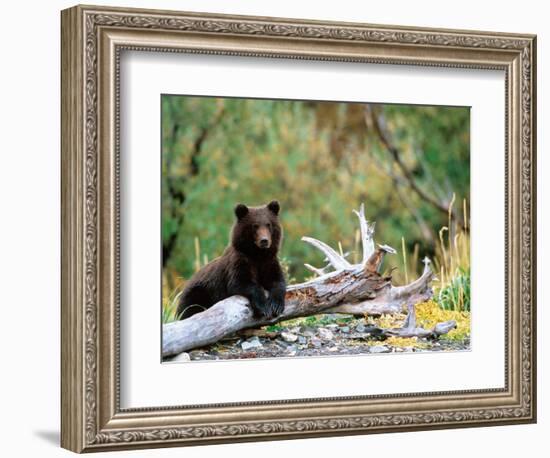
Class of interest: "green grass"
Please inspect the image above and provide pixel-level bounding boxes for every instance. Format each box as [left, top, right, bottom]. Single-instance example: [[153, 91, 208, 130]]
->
[[162, 285, 183, 324], [395, 196, 470, 312], [437, 267, 470, 312]]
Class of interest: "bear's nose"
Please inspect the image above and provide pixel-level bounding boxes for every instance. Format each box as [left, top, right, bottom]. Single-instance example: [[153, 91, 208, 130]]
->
[[259, 238, 270, 248]]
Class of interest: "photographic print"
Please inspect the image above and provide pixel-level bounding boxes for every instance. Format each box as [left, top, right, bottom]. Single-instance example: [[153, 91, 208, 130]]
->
[[161, 95, 471, 362], [62, 6, 536, 450]]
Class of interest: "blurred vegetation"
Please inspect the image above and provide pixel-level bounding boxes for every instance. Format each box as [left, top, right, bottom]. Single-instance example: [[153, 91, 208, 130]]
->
[[162, 95, 470, 316]]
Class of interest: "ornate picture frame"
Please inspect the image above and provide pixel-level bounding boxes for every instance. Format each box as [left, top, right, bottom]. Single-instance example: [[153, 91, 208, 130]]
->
[[61, 4, 536, 452]]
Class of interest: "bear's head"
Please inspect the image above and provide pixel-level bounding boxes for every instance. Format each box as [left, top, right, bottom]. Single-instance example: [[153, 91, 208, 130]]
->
[[231, 200, 282, 256]]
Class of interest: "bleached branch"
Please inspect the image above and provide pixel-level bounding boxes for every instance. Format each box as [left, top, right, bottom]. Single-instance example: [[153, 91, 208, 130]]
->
[[353, 203, 375, 265], [304, 263, 327, 276], [301, 236, 352, 270]]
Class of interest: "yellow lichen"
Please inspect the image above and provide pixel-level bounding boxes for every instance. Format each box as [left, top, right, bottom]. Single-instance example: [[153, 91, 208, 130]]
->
[[366, 313, 406, 329], [385, 336, 428, 349], [415, 300, 470, 341]]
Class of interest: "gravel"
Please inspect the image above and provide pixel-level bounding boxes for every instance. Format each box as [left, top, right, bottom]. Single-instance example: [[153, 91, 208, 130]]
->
[[369, 345, 390, 354], [281, 332, 298, 343], [180, 314, 470, 362]]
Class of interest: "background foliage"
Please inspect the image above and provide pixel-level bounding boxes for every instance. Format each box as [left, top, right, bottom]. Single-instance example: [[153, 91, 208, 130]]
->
[[161, 95, 470, 295]]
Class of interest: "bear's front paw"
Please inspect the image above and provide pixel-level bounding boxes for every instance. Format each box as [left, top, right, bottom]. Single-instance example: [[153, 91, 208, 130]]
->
[[251, 303, 271, 320], [267, 297, 285, 318]]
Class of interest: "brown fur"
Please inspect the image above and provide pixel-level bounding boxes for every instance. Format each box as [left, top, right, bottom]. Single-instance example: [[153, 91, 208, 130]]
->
[[176, 201, 286, 320]]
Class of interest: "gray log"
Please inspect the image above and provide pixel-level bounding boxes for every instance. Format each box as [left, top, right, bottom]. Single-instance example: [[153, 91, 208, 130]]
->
[[163, 263, 394, 357]]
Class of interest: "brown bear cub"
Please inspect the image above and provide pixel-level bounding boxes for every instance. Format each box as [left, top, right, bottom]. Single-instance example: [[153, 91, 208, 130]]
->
[[176, 200, 286, 320]]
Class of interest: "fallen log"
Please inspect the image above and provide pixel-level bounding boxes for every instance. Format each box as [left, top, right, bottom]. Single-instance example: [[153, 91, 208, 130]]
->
[[162, 204, 443, 357]]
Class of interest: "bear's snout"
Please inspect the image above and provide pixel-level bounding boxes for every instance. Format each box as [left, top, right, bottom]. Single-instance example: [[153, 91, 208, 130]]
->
[[255, 226, 272, 249]]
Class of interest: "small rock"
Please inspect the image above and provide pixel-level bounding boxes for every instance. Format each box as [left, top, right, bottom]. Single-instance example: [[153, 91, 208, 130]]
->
[[340, 326, 350, 333], [404, 346, 415, 352], [328, 346, 339, 352], [281, 332, 298, 343], [311, 337, 323, 348], [298, 336, 307, 345], [318, 328, 334, 340], [241, 336, 263, 351], [369, 345, 390, 354], [356, 323, 366, 333], [171, 352, 190, 362], [285, 344, 297, 353], [300, 326, 316, 337], [326, 324, 339, 330]]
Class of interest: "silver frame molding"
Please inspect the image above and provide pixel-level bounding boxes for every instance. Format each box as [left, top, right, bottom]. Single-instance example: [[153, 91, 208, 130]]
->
[[61, 4, 537, 453]]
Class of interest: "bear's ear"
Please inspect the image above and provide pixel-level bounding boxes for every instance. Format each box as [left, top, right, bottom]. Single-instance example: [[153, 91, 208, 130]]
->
[[234, 203, 249, 219], [267, 200, 280, 215]]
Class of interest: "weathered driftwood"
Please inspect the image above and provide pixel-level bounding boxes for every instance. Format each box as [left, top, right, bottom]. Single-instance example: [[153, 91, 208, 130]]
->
[[327, 257, 434, 316], [162, 205, 439, 357], [367, 302, 457, 339]]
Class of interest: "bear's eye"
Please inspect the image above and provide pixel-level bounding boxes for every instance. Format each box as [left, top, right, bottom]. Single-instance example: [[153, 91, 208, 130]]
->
[[266, 223, 272, 229], [253, 224, 259, 230]]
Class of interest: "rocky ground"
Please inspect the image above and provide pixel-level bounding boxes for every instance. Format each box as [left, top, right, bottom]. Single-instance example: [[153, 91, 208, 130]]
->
[[168, 312, 470, 362]]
